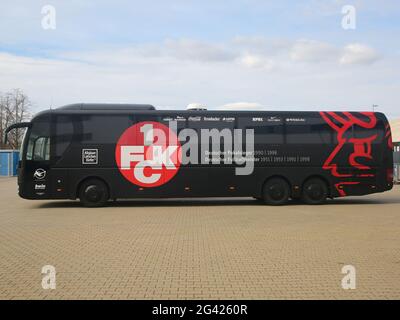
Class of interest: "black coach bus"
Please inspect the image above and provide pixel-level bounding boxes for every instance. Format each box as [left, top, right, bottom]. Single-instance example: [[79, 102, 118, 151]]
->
[[5, 103, 394, 207]]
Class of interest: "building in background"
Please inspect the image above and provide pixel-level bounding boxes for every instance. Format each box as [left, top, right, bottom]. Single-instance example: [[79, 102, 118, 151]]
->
[[390, 119, 400, 143], [391, 119, 400, 184], [0, 150, 19, 176]]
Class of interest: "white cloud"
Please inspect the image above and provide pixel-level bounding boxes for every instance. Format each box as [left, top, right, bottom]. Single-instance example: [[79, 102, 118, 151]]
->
[[290, 39, 339, 63], [57, 37, 381, 72], [339, 43, 381, 65], [58, 39, 237, 67], [1, 37, 397, 118], [164, 39, 235, 62], [239, 54, 275, 71], [288, 40, 382, 66], [232, 36, 292, 55]]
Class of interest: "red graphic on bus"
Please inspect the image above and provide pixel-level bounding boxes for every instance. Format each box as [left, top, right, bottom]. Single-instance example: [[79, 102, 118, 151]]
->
[[319, 112, 378, 196], [115, 121, 182, 188]]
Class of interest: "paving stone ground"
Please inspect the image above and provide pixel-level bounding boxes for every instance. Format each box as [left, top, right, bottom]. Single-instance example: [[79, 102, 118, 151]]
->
[[0, 177, 399, 299]]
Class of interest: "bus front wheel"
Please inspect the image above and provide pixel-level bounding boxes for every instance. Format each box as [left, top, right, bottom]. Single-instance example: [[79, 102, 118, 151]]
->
[[79, 178, 109, 207], [262, 178, 290, 206]]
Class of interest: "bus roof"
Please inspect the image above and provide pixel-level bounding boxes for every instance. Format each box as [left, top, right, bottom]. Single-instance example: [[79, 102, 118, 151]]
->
[[28, 103, 389, 125], [57, 103, 156, 111]]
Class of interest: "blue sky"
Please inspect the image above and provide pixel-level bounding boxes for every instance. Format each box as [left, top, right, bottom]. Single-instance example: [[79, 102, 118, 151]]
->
[[1, 0, 400, 118]]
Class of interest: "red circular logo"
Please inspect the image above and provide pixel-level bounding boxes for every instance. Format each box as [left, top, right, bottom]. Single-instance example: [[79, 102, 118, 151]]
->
[[115, 121, 182, 187]]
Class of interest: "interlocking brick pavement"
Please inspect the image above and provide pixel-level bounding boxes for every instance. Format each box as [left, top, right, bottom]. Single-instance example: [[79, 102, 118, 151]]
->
[[0, 177, 399, 299]]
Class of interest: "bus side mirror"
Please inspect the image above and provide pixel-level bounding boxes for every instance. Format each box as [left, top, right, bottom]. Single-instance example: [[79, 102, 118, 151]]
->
[[4, 122, 31, 145]]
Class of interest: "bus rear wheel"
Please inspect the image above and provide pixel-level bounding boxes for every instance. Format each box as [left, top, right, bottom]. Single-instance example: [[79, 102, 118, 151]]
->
[[79, 179, 109, 207], [262, 178, 290, 206], [301, 178, 328, 205]]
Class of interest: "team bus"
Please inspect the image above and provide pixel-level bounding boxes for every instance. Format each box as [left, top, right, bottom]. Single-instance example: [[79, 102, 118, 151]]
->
[[4, 103, 394, 207]]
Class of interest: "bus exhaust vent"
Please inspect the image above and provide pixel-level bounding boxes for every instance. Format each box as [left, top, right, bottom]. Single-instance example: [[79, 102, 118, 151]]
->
[[186, 103, 207, 111], [58, 103, 156, 111]]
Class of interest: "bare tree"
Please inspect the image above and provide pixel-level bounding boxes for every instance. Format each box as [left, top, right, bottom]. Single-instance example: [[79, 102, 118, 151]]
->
[[0, 89, 31, 149]]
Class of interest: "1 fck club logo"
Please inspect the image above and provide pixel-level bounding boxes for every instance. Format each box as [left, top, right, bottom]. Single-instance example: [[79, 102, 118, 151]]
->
[[115, 122, 182, 187]]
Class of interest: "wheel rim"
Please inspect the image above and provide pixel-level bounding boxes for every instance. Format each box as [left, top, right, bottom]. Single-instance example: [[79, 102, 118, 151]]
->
[[85, 185, 102, 203], [268, 184, 286, 201], [306, 183, 324, 201]]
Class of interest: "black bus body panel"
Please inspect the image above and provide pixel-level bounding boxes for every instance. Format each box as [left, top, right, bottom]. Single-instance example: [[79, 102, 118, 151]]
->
[[17, 108, 394, 201]]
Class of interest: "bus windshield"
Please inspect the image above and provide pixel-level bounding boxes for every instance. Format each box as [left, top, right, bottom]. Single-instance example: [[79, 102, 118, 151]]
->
[[25, 120, 50, 161]]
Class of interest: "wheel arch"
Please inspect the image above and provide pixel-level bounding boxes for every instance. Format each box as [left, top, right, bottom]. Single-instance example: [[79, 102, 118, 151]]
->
[[75, 176, 111, 199], [259, 175, 292, 196], [302, 175, 332, 197]]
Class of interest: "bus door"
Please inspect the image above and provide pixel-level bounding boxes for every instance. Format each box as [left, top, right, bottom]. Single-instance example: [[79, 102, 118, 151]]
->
[[23, 115, 52, 198]]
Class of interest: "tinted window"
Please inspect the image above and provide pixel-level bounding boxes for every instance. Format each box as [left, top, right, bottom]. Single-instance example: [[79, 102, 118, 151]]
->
[[79, 115, 131, 144], [193, 117, 235, 147], [239, 117, 284, 144], [352, 121, 384, 144], [286, 119, 332, 144], [55, 115, 74, 158], [26, 117, 50, 161], [159, 114, 187, 135], [33, 137, 50, 161], [186, 115, 235, 165]]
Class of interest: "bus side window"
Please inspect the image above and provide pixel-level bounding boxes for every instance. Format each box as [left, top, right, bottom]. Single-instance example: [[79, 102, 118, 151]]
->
[[79, 115, 131, 144], [55, 115, 74, 159], [32, 137, 50, 161], [286, 119, 332, 144], [238, 116, 284, 144]]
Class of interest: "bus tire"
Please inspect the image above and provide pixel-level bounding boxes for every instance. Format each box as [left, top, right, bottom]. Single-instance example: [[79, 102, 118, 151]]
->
[[79, 178, 109, 207], [301, 178, 328, 205], [262, 178, 290, 206]]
